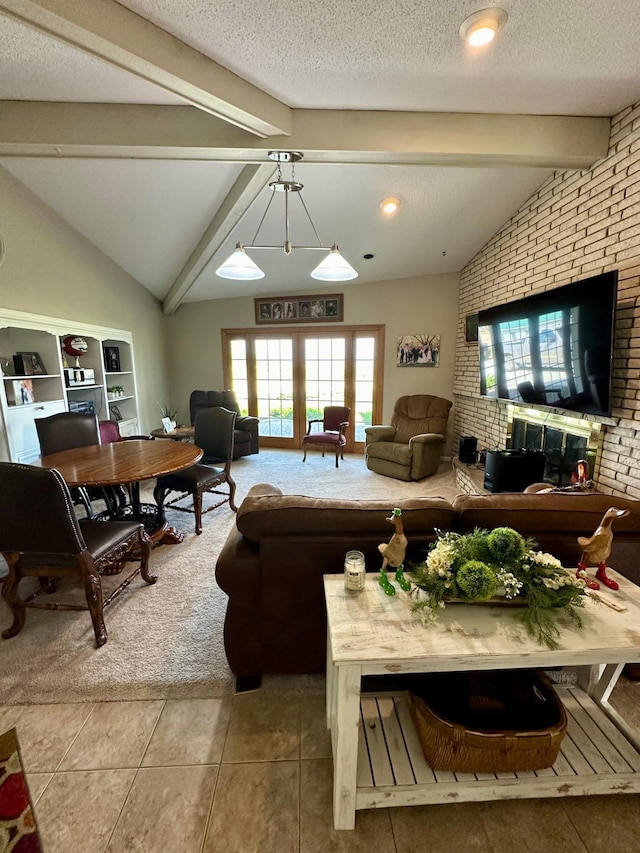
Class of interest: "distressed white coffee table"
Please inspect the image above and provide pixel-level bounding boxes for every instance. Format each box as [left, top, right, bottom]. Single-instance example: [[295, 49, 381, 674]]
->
[[324, 572, 640, 830]]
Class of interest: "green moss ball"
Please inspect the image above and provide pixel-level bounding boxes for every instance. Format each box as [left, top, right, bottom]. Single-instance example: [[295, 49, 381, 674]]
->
[[487, 527, 526, 564], [456, 560, 498, 601]]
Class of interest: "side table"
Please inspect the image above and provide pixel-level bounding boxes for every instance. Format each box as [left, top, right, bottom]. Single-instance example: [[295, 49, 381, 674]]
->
[[150, 426, 195, 442]]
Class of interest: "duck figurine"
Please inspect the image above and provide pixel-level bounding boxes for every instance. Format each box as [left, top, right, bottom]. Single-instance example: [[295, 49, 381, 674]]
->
[[378, 508, 411, 595], [576, 506, 630, 591]]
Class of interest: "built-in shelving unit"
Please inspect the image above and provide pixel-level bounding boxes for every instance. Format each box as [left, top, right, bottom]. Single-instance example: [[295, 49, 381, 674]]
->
[[0, 308, 140, 462]]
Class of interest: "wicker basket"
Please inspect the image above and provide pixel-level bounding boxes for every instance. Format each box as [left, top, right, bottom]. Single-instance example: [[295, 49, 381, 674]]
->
[[407, 669, 567, 773]]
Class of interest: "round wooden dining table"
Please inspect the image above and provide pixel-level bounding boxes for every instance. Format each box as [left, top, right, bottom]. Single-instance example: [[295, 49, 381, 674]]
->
[[35, 439, 203, 544]]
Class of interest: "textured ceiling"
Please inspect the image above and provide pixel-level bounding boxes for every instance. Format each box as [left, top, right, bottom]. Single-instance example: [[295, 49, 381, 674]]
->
[[1, 0, 639, 310]]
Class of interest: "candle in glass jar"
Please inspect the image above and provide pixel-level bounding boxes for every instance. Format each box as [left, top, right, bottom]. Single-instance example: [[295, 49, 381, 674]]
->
[[344, 550, 366, 591]]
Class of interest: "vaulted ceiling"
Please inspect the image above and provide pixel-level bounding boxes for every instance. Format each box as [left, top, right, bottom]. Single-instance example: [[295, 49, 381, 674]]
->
[[1, 1, 639, 313]]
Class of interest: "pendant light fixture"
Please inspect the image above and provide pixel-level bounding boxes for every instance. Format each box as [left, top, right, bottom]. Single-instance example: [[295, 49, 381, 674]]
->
[[215, 151, 358, 282]]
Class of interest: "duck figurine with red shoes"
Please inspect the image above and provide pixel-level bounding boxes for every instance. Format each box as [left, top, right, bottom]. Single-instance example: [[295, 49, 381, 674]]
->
[[576, 506, 630, 591]]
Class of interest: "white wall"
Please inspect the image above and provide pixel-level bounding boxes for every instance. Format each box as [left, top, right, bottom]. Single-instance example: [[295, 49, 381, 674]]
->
[[0, 166, 169, 434], [165, 272, 460, 450]]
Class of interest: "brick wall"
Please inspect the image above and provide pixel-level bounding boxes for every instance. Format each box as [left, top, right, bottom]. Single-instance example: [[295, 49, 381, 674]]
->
[[454, 100, 640, 499]]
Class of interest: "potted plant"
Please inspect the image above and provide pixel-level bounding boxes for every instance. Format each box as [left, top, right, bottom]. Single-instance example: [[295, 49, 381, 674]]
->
[[158, 402, 179, 430]]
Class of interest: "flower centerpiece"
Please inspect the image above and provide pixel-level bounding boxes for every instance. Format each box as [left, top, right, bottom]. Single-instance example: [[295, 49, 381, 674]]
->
[[408, 527, 591, 649]]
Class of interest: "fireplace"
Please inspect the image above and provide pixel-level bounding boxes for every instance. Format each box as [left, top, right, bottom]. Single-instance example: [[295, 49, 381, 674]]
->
[[506, 406, 603, 487]]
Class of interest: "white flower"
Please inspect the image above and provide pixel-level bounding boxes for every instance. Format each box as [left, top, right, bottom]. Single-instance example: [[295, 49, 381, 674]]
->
[[531, 551, 563, 569], [427, 542, 456, 573], [495, 569, 523, 598]]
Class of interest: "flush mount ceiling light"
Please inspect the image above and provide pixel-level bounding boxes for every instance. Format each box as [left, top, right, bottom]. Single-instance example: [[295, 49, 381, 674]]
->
[[459, 7, 507, 46], [379, 197, 401, 215], [216, 151, 358, 282]]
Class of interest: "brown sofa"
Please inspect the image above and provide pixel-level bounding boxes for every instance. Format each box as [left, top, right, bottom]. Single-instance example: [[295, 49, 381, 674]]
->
[[215, 485, 640, 681]]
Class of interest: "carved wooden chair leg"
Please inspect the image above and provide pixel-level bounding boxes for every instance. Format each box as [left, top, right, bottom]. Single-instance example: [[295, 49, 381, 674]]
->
[[194, 487, 204, 535], [1, 553, 25, 639], [80, 554, 107, 647], [228, 474, 238, 512], [303, 444, 308, 462], [137, 532, 155, 585]]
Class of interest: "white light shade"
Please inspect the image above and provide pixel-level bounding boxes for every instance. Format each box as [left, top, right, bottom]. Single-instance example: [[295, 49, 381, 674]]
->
[[215, 243, 265, 280], [311, 246, 358, 281]]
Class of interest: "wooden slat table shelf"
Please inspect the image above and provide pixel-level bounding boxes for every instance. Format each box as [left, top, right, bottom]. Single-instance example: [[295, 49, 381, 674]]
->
[[324, 572, 640, 829], [355, 688, 640, 809]]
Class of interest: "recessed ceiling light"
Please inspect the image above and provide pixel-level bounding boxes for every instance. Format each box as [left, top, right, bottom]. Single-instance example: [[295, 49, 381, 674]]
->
[[363, 253, 375, 260], [459, 8, 507, 47], [379, 197, 401, 215]]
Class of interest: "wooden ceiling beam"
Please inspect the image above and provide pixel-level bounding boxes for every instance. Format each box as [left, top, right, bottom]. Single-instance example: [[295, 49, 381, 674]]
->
[[0, 102, 610, 170], [0, 0, 291, 137]]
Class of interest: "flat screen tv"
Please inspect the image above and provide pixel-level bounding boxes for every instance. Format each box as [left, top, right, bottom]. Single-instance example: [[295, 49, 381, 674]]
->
[[478, 270, 618, 417]]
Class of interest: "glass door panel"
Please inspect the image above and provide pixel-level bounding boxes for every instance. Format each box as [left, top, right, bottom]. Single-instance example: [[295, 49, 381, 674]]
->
[[255, 337, 294, 440], [354, 336, 375, 443], [304, 337, 346, 426], [222, 325, 383, 451], [229, 338, 249, 415]]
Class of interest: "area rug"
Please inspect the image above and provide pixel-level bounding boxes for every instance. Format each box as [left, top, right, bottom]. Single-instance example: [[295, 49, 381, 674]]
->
[[0, 449, 460, 705], [0, 728, 43, 853]]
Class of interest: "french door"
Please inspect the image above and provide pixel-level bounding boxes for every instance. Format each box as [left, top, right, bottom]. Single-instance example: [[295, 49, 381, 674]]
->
[[222, 325, 384, 452]]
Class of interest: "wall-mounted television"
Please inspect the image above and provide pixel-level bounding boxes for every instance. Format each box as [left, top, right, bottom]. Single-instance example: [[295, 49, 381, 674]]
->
[[478, 270, 618, 417]]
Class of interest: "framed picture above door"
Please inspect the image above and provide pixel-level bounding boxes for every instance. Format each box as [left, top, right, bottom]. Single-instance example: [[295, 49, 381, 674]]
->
[[255, 294, 343, 325]]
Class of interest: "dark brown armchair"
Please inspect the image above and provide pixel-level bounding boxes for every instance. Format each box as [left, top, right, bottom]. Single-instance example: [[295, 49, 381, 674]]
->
[[190, 390, 259, 459], [0, 462, 154, 647], [365, 394, 452, 481], [154, 406, 238, 535]]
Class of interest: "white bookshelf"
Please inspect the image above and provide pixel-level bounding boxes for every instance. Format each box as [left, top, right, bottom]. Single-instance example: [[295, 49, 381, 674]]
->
[[0, 308, 140, 462]]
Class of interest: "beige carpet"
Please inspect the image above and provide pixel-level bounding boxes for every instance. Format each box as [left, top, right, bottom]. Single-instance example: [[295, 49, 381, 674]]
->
[[0, 449, 460, 705]]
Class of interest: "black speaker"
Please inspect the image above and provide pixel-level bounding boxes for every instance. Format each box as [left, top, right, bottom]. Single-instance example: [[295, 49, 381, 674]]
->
[[483, 449, 546, 493], [459, 436, 478, 463]]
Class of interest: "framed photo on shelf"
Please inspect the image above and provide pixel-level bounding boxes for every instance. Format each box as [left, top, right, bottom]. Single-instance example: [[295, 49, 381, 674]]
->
[[254, 294, 343, 325], [110, 405, 123, 421], [13, 351, 46, 376], [12, 378, 35, 405], [103, 346, 121, 372]]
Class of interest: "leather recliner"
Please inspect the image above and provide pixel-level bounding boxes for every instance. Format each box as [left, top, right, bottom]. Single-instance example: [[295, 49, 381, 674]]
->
[[189, 390, 259, 460]]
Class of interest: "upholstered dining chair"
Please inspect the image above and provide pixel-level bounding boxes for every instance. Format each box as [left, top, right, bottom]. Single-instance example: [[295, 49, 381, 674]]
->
[[96, 419, 154, 513], [0, 462, 155, 647], [153, 406, 238, 535], [365, 394, 452, 481], [35, 411, 100, 516], [302, 406, 350, 468]]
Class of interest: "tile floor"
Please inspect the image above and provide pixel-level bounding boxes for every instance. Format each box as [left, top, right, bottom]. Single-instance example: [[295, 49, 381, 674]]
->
[[2, 679, 640, 853]]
